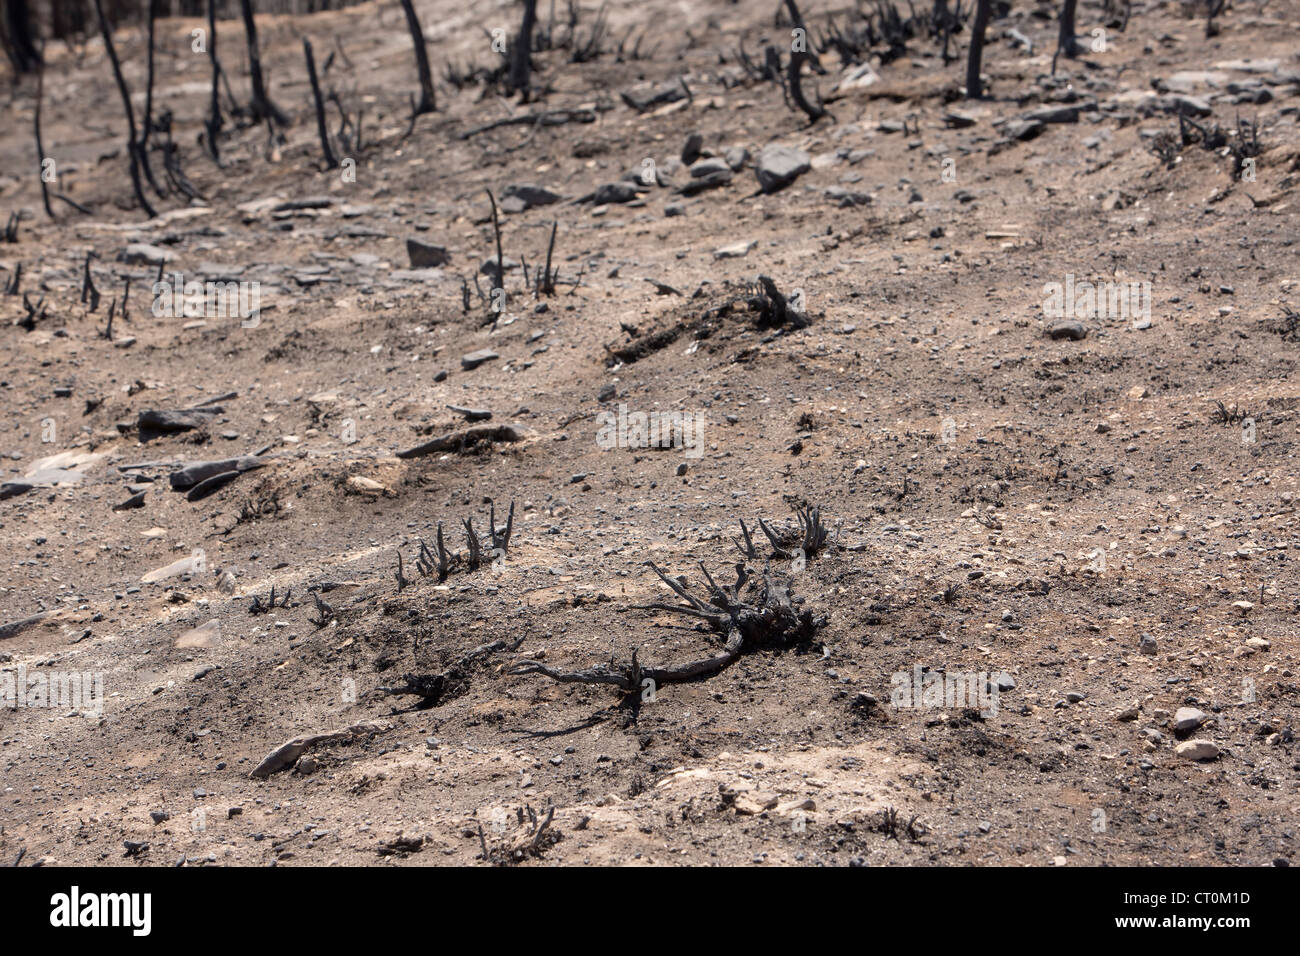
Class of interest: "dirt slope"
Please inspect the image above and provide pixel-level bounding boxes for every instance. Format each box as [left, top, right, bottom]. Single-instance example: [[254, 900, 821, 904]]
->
[[0, 0, 1297, 866]]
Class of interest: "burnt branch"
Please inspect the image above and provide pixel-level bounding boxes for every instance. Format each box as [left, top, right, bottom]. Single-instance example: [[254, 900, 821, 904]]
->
[[509, 555, 823, 697]]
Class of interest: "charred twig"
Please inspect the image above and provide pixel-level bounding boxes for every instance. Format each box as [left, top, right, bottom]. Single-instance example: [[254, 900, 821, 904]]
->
[[489, 499, 515, 555], [34, 58, 53, 219], [80, 252, 99, 311], [458, 108, 597, 140], [732, 517, 758, 558], [249, 586, 291, 615], [463, 517, 483, 569], [18, 292, 47, 331], [538, 221, 558, 296], [308, 591, 335, 628], [394, 551, 412, 592]]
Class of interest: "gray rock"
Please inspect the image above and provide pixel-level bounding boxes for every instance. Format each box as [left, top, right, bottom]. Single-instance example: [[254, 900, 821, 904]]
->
[[461, 349, 500, 371], [502, 183, 563, 210], [1002, 119, 1046, 141], [120, 243, 173, 266], [1020, 105, 1082, 124], [675, 170, 732, 195], [1160, 94, 1212, 117], [681, 132, 704, 164], [1175, 739, 1219, 761], [479, 256, 520, 277], [585, 182, 641, 205], [724, 146, 750, 171], [1173, 707, 1208, 732], [138, 408, 221, 434], [406, 239, 451, 268], [690, 158, 731, 179], [755, 145, 812, 193], [169, 456, 265, 490], [713, 240, 755, 259], [1047, 321, 1087, 341], [186, 470, 240, 501], [447, 405, 492, 421]]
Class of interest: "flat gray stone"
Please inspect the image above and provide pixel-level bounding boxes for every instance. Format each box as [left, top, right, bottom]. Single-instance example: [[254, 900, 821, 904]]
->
[[406, 239, 450, 268], [120, 243, 173, 266], [461, 349, 500, 371], [755, 145, 811, 193]]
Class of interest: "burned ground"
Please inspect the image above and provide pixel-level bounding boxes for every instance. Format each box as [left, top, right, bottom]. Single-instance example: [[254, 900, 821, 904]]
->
[[0, 0, 1297, 866]]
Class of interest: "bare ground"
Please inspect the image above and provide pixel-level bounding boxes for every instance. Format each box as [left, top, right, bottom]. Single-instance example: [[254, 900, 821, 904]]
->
[[0, 0, 1297, 866]]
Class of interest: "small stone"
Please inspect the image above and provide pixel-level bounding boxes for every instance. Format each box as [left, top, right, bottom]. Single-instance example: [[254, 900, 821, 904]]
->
[[681, 132, 704, 164], [733, 791, 780, 815], [1047, 321, 1087, 341], [120, 243, 173, 266], [724, 146, 750, 171], [346, 476, 387, 495], [1175, 739, 1220, 761], [713, 240, 756, 259], [1173, 707, 1208, 732], [405, 239, 450, 268], [461, 349, 499, 371]]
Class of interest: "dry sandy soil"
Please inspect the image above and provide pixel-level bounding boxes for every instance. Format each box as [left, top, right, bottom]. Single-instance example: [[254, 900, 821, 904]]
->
[[0, 0, 1298, 867]]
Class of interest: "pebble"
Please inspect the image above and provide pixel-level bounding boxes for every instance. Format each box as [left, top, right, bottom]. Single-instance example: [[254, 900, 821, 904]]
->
[[1175, 739, 1220, 761]]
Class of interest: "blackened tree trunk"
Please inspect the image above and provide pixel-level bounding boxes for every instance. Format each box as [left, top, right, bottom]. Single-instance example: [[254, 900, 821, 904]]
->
[[34, 60, 53, 218], [1057, 0, 1081, 62], [399, 0, 436, 115], [2, 0, 40, 74], [303, 38, 337, 168], [509, 0, 537, 101], [205, 0, 223, 161], [138, 0, 164, 196], [965, 0, 992, 99], [239, 0, 287, 125], [92, 0, 157, 218]]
